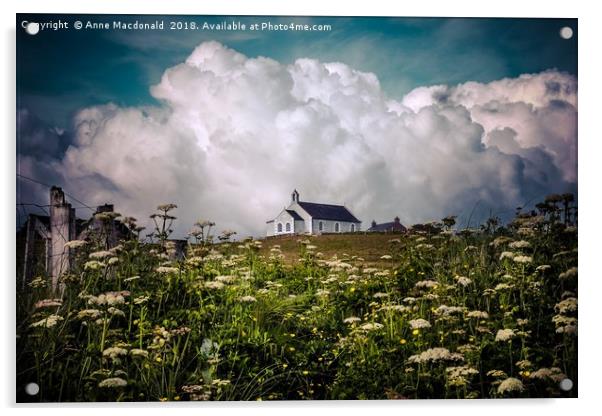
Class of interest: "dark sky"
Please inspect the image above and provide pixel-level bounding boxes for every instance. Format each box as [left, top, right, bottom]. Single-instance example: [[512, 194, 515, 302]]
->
[[17, 15, 577, 128]]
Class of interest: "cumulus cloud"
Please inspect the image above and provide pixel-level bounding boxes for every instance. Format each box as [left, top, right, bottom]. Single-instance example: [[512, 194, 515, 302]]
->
[[401, 71, 577, 182], [19, 41, 577, 236]]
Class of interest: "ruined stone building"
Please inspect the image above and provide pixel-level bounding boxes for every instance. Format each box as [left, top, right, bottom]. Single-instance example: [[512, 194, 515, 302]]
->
[[19, 187, 132, 289]]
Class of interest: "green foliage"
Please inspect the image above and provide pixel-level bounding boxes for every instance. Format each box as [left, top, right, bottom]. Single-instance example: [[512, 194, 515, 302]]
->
[[16, 206, 577, 401]]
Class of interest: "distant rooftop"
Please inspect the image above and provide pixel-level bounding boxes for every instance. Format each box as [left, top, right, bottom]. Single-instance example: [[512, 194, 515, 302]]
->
[[367, 217, 406, 232]]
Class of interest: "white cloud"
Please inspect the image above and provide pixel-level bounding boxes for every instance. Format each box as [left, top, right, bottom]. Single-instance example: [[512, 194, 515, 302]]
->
[[32, 41, 575, 237], [401, 70, 577, 182]]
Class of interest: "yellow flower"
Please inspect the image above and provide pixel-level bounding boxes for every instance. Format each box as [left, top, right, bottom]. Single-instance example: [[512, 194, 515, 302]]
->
[[289, 347, 295, 352], [400, 339, 407, 345], [282, 363, 288, 368], [412, 329, 420, 336], [174, 396, 180, 401], [156, 356, 163, 363], [302, 370, 309, 375], [350, 287, 356, 292]]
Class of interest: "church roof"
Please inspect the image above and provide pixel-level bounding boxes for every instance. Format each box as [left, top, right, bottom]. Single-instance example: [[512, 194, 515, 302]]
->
[[297, 201, 360, 223], [286, 210, 305, 221]]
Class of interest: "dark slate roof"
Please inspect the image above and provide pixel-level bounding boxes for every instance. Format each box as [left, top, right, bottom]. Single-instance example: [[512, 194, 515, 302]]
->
[[297, 201, 360, 223], [367, 221, 407, 232], [286, 210, 304, 221]]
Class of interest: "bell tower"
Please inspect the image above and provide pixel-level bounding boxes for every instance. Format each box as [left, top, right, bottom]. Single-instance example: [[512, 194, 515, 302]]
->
[[291, 189, 299, 203]]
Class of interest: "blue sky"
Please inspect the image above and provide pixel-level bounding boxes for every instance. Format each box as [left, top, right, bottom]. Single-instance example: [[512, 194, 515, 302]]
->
[[18, 15, 577, 128]]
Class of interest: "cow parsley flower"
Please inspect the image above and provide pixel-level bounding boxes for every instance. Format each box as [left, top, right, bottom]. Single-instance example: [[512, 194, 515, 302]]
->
[[30, 314, 63, 328], [205, 281, 225, 290], [407, 348, 464, 364], [455, 276, 472, 287], [554, 297, 577, 314], [34, 299, 62, 309], [359, 322, 384, 331], [415, 280, 438, 289], [530, 367, 566, 382], [103, 347, 128, 360], [509, 240, 531, 249], [467, 310, 489, 319], [64, 240, 87, 249], [513, 255, 533, 264], [89, 250, 113, 259], [409, 318, 431, 329], [497, 377, 524, 394], [495, 329, 516, 342], [156, 266, 180, 274], [77, 309, 102, 320], [559, 267, 577, 280], [98, 377, 127, 388]]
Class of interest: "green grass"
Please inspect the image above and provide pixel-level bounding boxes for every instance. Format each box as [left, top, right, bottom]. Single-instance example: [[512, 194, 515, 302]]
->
[[259, 232, 405, 266]]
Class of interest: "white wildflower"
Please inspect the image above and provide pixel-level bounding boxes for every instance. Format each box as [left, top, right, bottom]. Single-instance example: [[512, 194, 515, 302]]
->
[[409, 318, 431, 329], [559, 267, 577, 280], [89, 250, 113, 259], [530, 367, 566, 382], [467, 310, 489, 319], [156, 266, 179, 274], [30, 314, 63, 328], [554, 297, 577, 314], [77, 309, 102, 320], [497, 377, 524, 394], [455, 276, 472, 287], [64, 240, 87, 249], [359, 322, 384, 331], [407, 348, 464, 364], [373, 292, 390, 299], [98, 377, 127, 388], [34, 299, 62, 309], [84, 260, 105, 270], [495, 329, 516, 342], [415, 280, 438, 289], [513, 255, 533, 264], [204, 281, 225, 290], [509, 240, 531, 249], [215, 275, 236, 283]]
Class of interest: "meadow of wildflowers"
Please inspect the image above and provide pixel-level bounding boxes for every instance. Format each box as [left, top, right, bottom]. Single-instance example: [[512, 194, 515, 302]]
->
[[16, 197, 577, 401]]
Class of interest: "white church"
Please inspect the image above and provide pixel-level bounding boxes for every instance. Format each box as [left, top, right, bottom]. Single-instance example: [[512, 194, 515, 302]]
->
[[266, 190, 362, 236]]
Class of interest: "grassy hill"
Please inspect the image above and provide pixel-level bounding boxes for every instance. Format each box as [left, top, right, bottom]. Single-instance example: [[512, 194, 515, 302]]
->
[[258, 232, 405, 266]]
